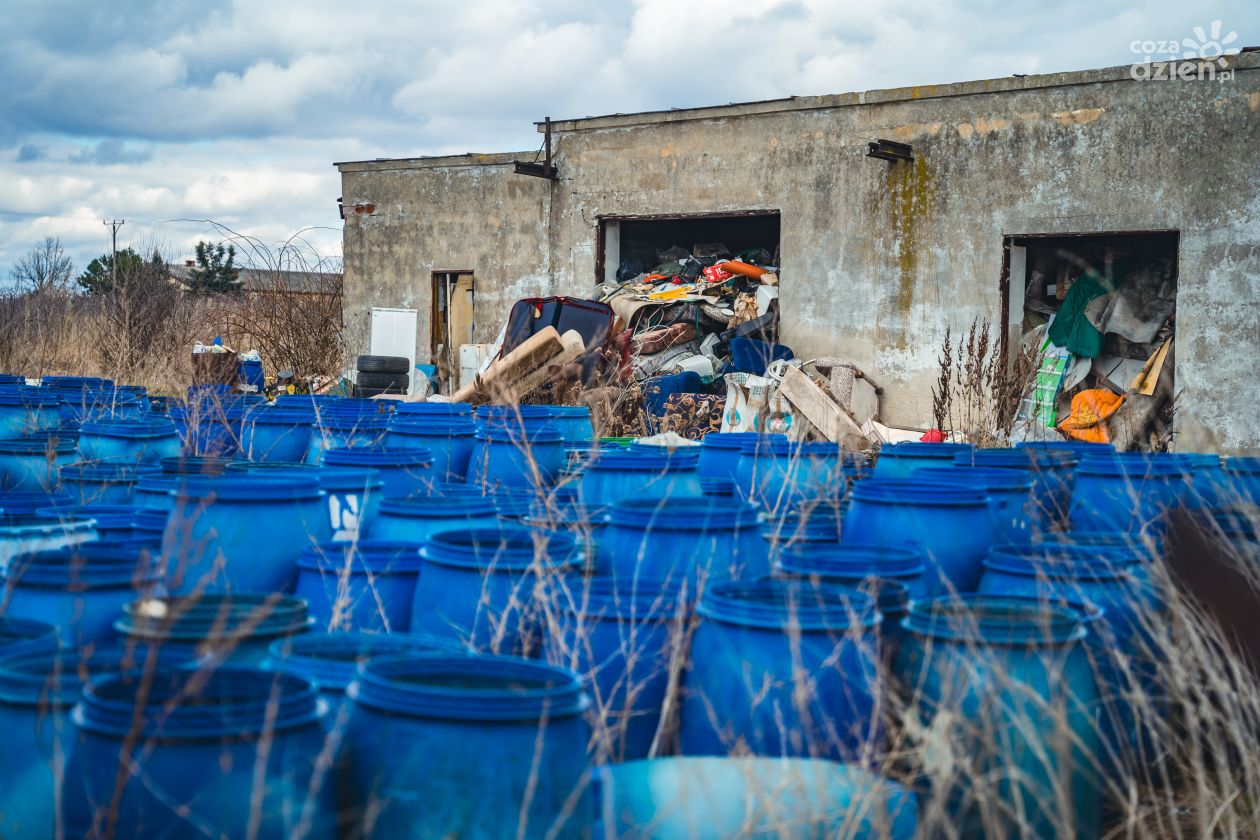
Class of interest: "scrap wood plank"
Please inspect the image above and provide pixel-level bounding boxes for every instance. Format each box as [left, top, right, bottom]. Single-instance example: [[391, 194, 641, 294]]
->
[[778, 366, 869, 451], [451, 326, 564, 405], [489, 330, 585, 403]]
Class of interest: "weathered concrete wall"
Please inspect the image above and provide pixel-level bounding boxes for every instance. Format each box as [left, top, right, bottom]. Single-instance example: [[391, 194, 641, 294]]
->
[[338, 56, 1260, 452], [339, 152, 553, 360]]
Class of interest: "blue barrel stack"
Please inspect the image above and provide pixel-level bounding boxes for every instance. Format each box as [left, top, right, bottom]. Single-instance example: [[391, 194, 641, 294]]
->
[[2, 373, 1256, 837]]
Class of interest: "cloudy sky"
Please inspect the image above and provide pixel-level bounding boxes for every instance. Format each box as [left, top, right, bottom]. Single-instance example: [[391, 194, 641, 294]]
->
[[2, 0, 1255, 281]]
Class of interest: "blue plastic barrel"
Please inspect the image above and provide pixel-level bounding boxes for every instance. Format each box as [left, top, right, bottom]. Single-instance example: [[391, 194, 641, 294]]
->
[[1224, 456, 1260, 504], [600, 496, 765, 585], [978, 543, 1158, 644], [239, 405, 314, 462], [843, 479, 996, 596], [915, 465, 1035, 545], [0, 512, 96, 574], [874, 441, 973, 478], [547, 405, 594, 442], [697, 432, 763, 484], [115, 593, 313, 666], [38, 504, 165, 546], [394, 402, 473, 417], [579, 446, 702, 507], [756, 498, 846, 551], [73, 667, 335, 838], [411, 526, 580, 653], [343, 654, 591, 839], [367, 495, 500, 543], [0, 647, 188, 839], [307, 411, 390, 465], [162, 473, 331, 594], [978, 543, 1163, 786], [159, 454, 233, 475], [2, 542, 162, 645], [545, 577, 690, 761], [474, 403, 554, 429], [1037, 530, 1164, 565], [1070, 453, 1194, 536], [1017, 439, 1113, 457], [0, 389, 60, 438], [490, 486, 537, 522], [699, 476, 735, 497], [596, 756, 918, 840], [730, 434, 786, 498], [466, 425, 566, 490], [1169, 452, 1229, 508], [895, 596, 1102, 838], [265, 630, 465, 707], [956, 447, 1079, 530], [0, 616, 58, 658], [131, 472, 190, 510], [228, 462, 385, 540], [737, 438, 860, 511], [387, 411, 476, 481], [0, 488, 72, 516], [77, 418, 180, 464], [58, 460, 157, 505], [237, 357, 265, 394], [324, 446, 434, 497], [296, 540, 424, 632], [775, 542, 928, 599], [0, 435, 78, 491], [680, 578, 881, 760]]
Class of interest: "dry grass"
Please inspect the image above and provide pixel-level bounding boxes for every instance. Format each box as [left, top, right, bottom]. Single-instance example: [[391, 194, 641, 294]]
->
[[13, 394, 1260, 837], [932, 319, 1039, 446]]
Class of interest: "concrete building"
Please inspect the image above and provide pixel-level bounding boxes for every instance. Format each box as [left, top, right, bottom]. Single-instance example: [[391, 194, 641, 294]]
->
[[336, 54, 1260, 452]]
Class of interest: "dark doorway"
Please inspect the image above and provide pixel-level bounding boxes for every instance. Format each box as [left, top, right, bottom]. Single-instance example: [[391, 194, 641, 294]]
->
[[430, 270, 474, 394], [1002, 230, 1179, 447], [597, 211, 780, 285]]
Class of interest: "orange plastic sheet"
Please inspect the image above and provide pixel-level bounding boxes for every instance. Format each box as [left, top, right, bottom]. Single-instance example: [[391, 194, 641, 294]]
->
[[1057, 388, 1124, 443]]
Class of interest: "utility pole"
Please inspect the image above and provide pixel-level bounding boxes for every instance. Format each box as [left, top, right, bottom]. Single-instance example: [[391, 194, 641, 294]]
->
[[102, 219, 125, 287]]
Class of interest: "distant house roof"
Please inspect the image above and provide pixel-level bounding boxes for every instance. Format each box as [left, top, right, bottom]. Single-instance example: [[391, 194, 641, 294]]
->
[[167, 264, 341, 294]]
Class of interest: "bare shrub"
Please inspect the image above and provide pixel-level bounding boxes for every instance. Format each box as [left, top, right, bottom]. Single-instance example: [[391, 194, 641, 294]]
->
[[931, 319, 1038, 445], [206, 224, 345, 381]]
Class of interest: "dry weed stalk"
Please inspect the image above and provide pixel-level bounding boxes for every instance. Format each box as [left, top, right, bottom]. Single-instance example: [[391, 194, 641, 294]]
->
[[931, 319, 1037, 445]]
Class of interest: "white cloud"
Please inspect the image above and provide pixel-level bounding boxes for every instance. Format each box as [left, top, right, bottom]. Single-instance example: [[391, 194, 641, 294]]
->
[[1, 0, 1256, 277]]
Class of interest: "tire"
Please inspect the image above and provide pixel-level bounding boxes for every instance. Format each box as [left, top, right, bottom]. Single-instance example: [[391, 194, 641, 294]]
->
[[354, 385, 405, 398], [356, 372, 409, 390], [357, 355, 410, 374]]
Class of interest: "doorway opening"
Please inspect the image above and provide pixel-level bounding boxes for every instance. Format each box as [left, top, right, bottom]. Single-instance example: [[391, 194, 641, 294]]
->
[[430, 271, 474, 394], [597, 211, 781, 286], [1002, 231, 1179, 447]]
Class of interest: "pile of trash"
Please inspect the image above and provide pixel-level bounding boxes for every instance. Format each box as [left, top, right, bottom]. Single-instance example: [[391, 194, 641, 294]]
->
[[1015, 257, 1176, 449], [593, 243, 796, 437]]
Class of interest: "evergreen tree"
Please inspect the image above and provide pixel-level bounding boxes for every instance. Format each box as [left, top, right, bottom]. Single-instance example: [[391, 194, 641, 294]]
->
[[188, 241, 241, 295], [77, 247, 149, 294]]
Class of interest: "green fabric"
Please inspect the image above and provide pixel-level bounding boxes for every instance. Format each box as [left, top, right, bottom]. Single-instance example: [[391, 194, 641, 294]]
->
[[1047, 276, 1108, 358]]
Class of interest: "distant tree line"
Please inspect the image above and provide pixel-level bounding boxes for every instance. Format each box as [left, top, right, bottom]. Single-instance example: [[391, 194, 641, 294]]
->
[[7, 236, 242, 298]]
